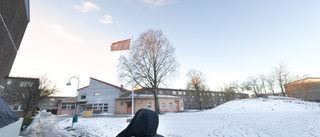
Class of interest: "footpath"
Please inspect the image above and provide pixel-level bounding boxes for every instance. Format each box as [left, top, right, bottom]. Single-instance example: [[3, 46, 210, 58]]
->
[[19, 112, 72, 137]]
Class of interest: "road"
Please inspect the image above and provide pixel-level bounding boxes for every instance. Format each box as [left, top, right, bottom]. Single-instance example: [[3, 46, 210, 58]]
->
[[20, 112, 73, 137]]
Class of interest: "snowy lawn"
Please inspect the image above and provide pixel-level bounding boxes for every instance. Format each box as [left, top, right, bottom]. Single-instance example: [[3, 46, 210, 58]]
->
[[58, 97, 320, 137]]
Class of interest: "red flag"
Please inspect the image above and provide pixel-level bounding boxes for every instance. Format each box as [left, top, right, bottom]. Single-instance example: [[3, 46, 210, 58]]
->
[[110, 38, 131, 51]]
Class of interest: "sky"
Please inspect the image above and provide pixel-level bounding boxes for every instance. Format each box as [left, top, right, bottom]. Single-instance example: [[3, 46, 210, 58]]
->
[[10, 0, 320, 96]]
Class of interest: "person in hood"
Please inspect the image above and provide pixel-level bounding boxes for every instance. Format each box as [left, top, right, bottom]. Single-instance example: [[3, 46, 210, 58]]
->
[[117, 109, 164, 137]]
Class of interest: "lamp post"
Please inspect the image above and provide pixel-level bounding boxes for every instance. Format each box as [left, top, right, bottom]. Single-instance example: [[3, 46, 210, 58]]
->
[[66, 76, 80, 129]]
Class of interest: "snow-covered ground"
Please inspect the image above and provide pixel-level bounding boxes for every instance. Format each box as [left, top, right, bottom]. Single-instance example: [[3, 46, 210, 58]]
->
[[57, 96, 320, 137]]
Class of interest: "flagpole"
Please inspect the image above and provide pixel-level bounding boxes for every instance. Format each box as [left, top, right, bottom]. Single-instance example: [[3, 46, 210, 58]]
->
[[131, 35, 134, 118]]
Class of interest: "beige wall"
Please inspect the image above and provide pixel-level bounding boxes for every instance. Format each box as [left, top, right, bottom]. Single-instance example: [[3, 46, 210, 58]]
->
[[115, 98, 183, 114], [58, 109, 74, 115]]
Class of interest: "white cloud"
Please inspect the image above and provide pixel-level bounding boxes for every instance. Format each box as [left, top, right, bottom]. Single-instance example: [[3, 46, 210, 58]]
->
[[140, 0, 177, 8], [100, 14, 114, 24], [41, 22, 84, 44], [74, 1, 100, 12]]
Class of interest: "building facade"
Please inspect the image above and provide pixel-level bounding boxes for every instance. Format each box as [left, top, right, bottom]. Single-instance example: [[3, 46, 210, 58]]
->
[[0, 0, 30, 94], [284, 77, 320, 102], [57, 97, 76, 115], [2, 77, 39, 116], [115, 94, 183, 114], [39, 96, 70, 111], [136, 88, 249, 109]]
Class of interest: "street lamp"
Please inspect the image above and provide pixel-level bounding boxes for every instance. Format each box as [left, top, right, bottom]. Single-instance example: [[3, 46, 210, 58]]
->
[[66, 76, 80, 129], [66, 76, 80, 114]]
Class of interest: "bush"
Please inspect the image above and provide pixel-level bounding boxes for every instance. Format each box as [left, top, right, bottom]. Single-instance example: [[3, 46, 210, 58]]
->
[[21, 117, 34, 131]]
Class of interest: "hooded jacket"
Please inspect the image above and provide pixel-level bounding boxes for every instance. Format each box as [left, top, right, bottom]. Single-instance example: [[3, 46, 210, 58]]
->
[[117, 109, 164, 137]]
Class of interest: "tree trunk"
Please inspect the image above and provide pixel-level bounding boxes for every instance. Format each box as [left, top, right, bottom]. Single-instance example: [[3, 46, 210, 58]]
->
[[153, 88, 160, 114]]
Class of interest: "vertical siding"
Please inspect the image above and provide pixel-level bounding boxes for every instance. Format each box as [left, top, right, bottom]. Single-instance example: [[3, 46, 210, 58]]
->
[[78, 79, 120, 114]]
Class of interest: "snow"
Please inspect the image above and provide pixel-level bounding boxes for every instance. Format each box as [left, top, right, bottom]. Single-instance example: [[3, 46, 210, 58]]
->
[[57, 96, 320, 137]]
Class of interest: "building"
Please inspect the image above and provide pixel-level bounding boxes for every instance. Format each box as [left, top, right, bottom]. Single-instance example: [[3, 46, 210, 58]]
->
[[57, 77, 125, 115], [115, 94, 183, 114], [57, 77, 185, 115], [57, 97, 76, 115], [0, 0, 30, 135], [0, 0, 30, 95], [284, 77, 320, 102], [135, 88, 249, 109], [2, 77, 40, 116], [39, 96, 70, 111]]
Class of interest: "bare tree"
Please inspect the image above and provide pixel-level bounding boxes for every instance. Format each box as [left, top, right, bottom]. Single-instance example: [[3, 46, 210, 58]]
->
[[186, 69, 207, 110], [266, 74, 276, 95], [118, 29, 180, 114], [221, 83, 236, 102], [274, 62, 289, 96], [4, 76, 58, 117], [247, 76, 265, 97], [230, 81, 251, 94]]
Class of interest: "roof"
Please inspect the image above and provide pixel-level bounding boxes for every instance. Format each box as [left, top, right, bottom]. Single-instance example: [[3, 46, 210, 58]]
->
[[77, 77, 123, 91], [59, 97, 76, 103], [285, 77, 320, 85], [138, 87, 248, 95], [117, 94, 182, 99]]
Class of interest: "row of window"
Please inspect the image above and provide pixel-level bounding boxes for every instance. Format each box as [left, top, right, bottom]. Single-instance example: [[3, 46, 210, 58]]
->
[[159, 90, 227, 97], [185, 103, 217, 108], [80, 92, 100, 99], [7, 80, 34, 87], [183, 97, 226, 102]]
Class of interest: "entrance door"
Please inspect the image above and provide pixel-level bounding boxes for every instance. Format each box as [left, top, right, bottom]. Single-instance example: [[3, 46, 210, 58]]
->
[[127, 102, 132, 114], [175, 101, 179, 111]]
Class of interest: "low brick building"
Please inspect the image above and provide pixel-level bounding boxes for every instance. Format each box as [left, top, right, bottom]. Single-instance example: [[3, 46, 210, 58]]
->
[[57, 97, 76, 115], [135, 88, 249, 110], [115, 94, 183, 114], [284, 77, 320, 102]]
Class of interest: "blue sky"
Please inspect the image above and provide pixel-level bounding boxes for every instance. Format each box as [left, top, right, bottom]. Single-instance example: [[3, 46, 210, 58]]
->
[[10, 0, 320, 96]]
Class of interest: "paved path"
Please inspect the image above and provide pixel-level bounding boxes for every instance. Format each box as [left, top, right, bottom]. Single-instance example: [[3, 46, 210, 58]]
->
[[20, 112, 73, 137]]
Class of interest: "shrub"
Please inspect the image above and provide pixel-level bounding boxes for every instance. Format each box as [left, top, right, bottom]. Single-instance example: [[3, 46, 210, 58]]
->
[[21, 117, 34, 131]]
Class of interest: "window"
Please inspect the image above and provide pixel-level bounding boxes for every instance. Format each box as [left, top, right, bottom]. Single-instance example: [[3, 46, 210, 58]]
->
[[169, 102, 172, 108], [190, 98, 194, 101], [13, 106, 19, 110], [212, 93, 214, 96], [121, 102, 124, 106], [20, 81, 33, 87], [2, 92, 7, 97], [162, 102, 165, 108], [91, 103, 108, 112], [159, 91, 163, 94], [172, 91, 176, 95], [62, 104, 75, 109], [94, 92, 100, 96], [199, 93, 202, 96], [50, 99, 55, 101], [178, 91, 182, 95], [7, 80, 11, 85], [183, 92, 186, 95], [81, 95, 86, 99], [147, 102, 151, 108]]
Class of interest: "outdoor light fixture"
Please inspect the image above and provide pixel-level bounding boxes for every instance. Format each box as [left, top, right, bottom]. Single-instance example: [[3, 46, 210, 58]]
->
[[66, 76, 80, 129]]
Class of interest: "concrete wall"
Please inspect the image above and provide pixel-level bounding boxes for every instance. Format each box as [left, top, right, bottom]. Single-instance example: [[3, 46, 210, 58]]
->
[[0, 118, 23, 137], [78, 78, 121, 114], [0, 0, 29, 92], [115, 98, 183, 114]]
